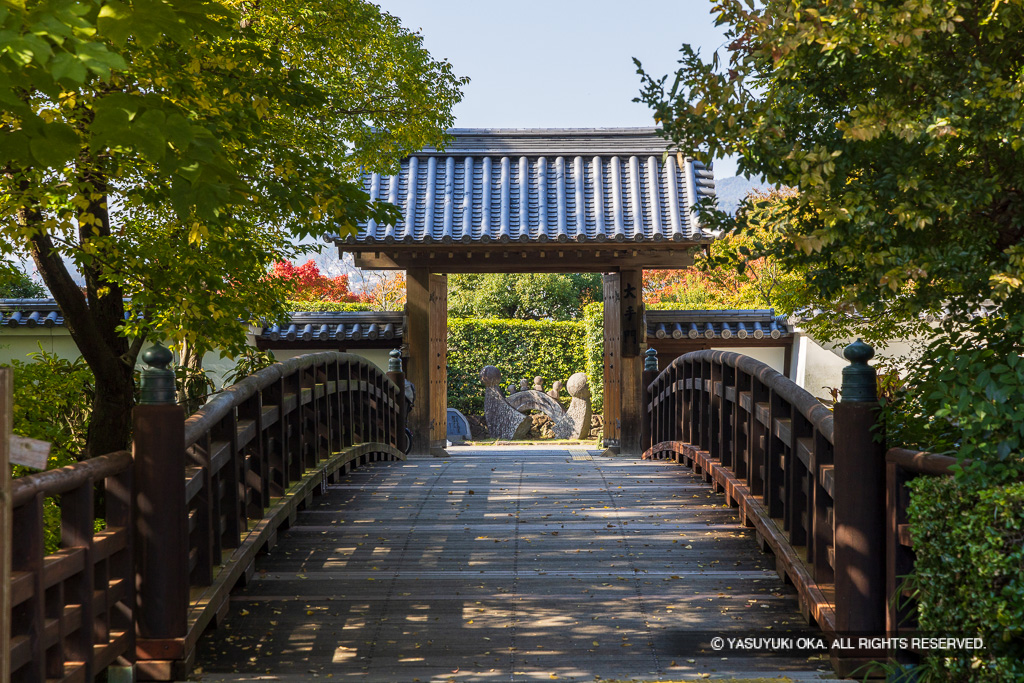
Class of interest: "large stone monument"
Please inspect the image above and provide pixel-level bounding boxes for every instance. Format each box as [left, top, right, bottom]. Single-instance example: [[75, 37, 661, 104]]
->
[[482, 367, 593, 441], [507, 387, 573, 438], [481, 366, 532, 440]]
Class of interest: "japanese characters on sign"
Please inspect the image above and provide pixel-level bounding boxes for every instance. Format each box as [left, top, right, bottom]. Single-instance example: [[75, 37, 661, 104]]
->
[[620, 278, 643, 358]]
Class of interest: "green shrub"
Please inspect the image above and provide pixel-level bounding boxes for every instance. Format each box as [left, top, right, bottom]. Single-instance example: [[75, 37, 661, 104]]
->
[[284, 300, 373, 312], [582, 302, 604, 414], [447, 318, 588, 415], [907, 476, 1024, 681], [5, 349, 95, 552]]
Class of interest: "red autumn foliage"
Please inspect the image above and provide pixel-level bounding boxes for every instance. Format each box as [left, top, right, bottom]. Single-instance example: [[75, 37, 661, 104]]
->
[[268, 260, 365, 303]]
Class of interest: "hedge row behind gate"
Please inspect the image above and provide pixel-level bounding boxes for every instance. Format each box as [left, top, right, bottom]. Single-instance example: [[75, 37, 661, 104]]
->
[[447, 317, 604, 416]]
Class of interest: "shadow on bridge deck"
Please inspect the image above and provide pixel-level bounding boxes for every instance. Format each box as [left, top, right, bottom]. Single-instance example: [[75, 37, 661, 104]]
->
[[193, 447, 836, 682]]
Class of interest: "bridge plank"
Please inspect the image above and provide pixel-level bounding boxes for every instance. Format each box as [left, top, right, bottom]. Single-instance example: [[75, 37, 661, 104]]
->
[[195, 448, 834, 681]]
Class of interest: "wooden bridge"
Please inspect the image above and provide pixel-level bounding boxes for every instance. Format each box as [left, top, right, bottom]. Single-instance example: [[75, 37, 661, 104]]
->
[[2, 346, 954, 682]]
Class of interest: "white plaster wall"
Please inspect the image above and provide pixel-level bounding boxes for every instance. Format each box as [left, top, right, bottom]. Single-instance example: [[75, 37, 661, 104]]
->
[[713, 345, 787, 375], [1, 328, 265, 389], [0, 328, 81, 364], [790, 331, 924, 401]]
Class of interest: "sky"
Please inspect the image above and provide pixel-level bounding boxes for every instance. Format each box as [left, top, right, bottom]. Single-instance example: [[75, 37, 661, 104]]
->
[[375, 0, 738, 177]]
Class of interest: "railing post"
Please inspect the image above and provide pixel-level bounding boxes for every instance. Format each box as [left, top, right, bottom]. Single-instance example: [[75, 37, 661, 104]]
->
[[641, 348, 658, 455], [832, 339, 886, 676], [386, 350, 407, 453], [133, 343, 189, 680]]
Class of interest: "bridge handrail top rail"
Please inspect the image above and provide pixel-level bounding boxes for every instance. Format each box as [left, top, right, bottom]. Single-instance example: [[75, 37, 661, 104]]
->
[[655, 349, 834, 444], [184, 350, 397, 447], [10, 450, 131, 508], [885, 447, 957, 476]]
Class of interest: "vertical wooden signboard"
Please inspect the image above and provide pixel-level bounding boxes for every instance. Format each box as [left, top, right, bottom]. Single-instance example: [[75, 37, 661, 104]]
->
[[619, 270, 642, 358], [428, 274, 448, 456], [1, 368, 12, 683], [602, 274, 621, 446], [619, 269, 645, 456]]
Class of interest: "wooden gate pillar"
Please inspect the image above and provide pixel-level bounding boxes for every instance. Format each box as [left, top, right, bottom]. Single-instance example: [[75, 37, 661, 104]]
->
[[406, 270, 448, 457], [602, 274, 621, 448], [618, 268, 645, 457], [428, 274, 448, 457]]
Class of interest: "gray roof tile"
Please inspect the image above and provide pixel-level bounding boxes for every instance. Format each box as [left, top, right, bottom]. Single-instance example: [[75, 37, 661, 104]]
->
[[337, 128, 715, 246], [255, 312, 403, 343], [646, 309, 791, 341], [1, 300, 64, 328]]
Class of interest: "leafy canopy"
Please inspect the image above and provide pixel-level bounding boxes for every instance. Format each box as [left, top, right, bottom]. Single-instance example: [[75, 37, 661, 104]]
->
[[636, 0, 1024, 334], [1, 0, 466, 456], [636, 1, 1024, 483], [448, 273, 602, 321]]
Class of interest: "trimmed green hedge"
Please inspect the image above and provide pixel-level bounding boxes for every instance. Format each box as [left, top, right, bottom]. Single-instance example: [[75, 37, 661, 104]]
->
[[285, 300, 373, 312], [583, 302, 604, 414], [448, 318, 589, 416], [907, 476, 1024, 681]]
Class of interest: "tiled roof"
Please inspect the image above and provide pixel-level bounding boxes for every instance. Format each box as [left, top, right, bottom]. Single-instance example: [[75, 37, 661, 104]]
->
[[254, 312, 403, 343], [336, 128, 715, 246], [646, 309, 791, 341], [1, 299, 64, 328]]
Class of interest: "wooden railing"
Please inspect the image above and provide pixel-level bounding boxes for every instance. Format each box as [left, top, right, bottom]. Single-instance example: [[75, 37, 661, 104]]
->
[[9, 452, 134, 682], [6, 351, 407, 682], [884, 447, 956, 665], [643, 347, 937, 678], [644, 350, 838, 624]]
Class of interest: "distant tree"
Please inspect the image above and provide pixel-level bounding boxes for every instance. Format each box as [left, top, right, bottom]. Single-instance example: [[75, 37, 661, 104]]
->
[[645, 189, 807, 312], [269, 260, 361, 303], [363, 271, 407, 311], [447, 273, 602, 321], [0, 265, 46, 299]]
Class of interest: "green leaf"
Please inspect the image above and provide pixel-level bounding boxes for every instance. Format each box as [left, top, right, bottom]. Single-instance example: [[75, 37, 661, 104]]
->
[[49, 51, 87, 84], [28, 121, 80, 168]]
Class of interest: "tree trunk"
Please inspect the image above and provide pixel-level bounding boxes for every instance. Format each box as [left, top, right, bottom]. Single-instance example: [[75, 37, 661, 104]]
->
[[87, 362, 137, 458], [176, 340, 208, 416], [22, 150, 144, 459]]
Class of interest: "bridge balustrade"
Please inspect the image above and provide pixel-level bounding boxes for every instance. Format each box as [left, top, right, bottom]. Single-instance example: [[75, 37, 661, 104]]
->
[[643, 347, 953, 677], [6, 351, 406, 682]]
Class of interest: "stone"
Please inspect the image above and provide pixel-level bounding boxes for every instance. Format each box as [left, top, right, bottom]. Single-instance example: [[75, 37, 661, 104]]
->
[[481, 366, 532, 440], [533, 376, 545, 392], [467, 414, 489, 439], [446, 408, 472, 444], [565, 372, 593, 440], [519, 379, 530, 392], [507, 389, 573, 439], [547, 380, 564, 401], [528, 413, 556, 439]]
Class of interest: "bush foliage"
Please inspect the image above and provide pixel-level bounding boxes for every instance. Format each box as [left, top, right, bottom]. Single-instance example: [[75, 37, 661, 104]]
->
[[5, 349, 94, 551], [582, 303, 605, 414], [908, 476, 1024, 681], [284, 300, 373, 313], [447, 318, 590, 416], [448, 273, 602, 321]]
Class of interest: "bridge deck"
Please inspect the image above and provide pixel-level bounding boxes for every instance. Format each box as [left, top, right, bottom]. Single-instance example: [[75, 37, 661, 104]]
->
[[195, 447, 835, 681]]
